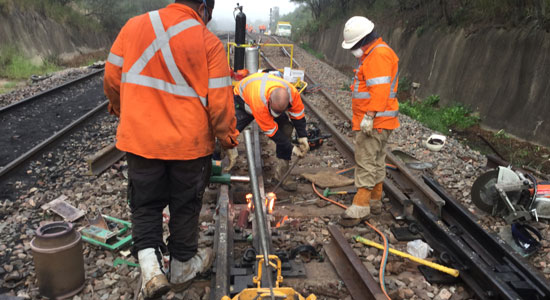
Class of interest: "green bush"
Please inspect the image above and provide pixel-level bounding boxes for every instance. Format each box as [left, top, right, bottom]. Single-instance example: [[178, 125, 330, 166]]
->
[[400, 94, 479, 133]]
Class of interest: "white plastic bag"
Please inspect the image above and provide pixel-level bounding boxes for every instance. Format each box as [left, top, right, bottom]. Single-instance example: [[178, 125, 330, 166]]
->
[[407, 239, 433, 259]]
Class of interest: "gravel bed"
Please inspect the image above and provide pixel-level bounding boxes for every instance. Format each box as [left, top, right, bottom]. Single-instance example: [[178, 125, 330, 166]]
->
[[0, 73, 105, 168], [0, 67, 101, 109]]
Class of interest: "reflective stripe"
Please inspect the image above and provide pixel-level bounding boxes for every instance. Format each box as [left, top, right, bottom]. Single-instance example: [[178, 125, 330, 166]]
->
[[149, 11, 186, 86], [264, 127, 277, 136], [129, 17, 200, 75], [125, 11, 205, 105], [209, 76, 232, 89], [259, 74, 269, 105], [376, 110, 399, 117], [353, 92, 371, 99], [108, 53, 124, 67], [239, 74, 265, 96], [288, 108, 304, 118], [244, 103, 253, 114], [389, 68, 399, 99], [122, 73, 207, 106], [366, 76, 391, 86], [389, 92, 397, 98]]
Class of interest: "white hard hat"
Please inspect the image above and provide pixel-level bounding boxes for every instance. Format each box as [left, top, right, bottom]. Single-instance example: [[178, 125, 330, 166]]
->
[[341, 16, 375, 49]]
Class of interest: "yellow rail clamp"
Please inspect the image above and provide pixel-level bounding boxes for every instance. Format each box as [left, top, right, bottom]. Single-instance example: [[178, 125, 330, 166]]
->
[[354, 236, 460, 277], [221, 255, 317, 300]]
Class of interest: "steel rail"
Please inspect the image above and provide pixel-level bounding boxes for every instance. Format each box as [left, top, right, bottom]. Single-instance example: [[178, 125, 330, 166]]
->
[[262, 37, 550, 300], [0, 68, 104, 114], [244, 129, 276, 298], [211, 184, 234, 300], [324, 225, 387, 300], [0, 100, 108, 182]]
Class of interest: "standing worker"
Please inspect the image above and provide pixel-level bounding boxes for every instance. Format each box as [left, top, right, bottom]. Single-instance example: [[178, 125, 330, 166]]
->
[[103, 0, 239, 298], [339, 16, 399, 226], [232, 72, 309, 191]]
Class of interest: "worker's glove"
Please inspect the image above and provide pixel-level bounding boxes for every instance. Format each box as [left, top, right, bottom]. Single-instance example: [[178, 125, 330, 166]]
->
[[292, 146, 305, 158], [360, 114, 374, 136], [297, 137, 309, 154], [223, 148, 238, 173], [292, 137, 309, 158]]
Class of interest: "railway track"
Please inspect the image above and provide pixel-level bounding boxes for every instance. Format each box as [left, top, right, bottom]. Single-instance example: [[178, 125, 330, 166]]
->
[[253, 34, 550, 299], [0, 69, 107, 182]]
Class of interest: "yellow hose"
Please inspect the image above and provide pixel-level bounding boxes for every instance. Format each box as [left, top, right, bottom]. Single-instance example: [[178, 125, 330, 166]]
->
[[354, 236, 460, 277]]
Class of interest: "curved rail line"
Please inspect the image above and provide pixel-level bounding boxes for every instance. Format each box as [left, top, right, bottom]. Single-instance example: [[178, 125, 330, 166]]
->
[[261, 34, 550, 300]]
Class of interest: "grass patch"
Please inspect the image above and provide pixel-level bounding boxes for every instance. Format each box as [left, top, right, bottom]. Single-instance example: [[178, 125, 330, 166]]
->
[[299, 43, 324, 60], [400, 94, 480, 133], [0, 81, 18, 94], [0, 46, 61, 80]]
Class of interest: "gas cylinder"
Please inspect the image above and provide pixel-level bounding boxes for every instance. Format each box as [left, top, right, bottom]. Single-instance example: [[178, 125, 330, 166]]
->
[[234, 4, 246, 71], [245, 46, 259, 74], [31, 222, 85, 299]]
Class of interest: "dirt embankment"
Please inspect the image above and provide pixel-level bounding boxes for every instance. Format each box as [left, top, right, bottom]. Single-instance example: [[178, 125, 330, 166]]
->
[[0, 8, 111, 64], [307, 22, 550, 147]]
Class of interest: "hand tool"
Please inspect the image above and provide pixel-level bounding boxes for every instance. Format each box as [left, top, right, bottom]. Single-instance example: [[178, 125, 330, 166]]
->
[[322, 187, 357, 197], [272, 157, 301, 194], [354, 236, 459, 277]]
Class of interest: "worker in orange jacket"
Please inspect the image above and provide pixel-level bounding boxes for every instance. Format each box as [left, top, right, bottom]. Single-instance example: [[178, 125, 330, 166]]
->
[[340, 16, 399, 227], [232, 72, 309, 191], [103, 0, 238, 298]]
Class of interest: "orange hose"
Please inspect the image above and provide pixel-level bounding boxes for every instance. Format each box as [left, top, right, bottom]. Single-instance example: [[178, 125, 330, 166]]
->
[[311, 182, 392, 300]]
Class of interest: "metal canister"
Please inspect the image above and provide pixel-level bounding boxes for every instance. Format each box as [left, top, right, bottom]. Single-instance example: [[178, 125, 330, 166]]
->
[[30, 222, 85, 299], [245, 46, 259, 74]]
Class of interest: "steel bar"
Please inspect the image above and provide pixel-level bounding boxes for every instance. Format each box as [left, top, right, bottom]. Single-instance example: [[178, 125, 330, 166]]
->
[[0, 69, 104, 114], [86, 143, 125, 176], [0, 101, 108, 181], [211, 184, 234, 300], [324, 225, 386, 300], [243, 129, 275, 297]]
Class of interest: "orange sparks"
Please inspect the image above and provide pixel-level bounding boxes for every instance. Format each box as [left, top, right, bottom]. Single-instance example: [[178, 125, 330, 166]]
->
[[275, 215, 289, 228]]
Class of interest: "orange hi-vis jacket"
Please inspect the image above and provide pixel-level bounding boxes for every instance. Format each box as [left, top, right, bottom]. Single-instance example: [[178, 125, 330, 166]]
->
[[352, 38, 400, 131], [234, 73, 306, 137], [104, 4, 238, 160]]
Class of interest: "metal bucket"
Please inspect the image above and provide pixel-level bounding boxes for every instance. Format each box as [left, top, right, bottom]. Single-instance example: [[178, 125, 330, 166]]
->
[[30, 222, 85, 299], [245, 46, 259, 74]]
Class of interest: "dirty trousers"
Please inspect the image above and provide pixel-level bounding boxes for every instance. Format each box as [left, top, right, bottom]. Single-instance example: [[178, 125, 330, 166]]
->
[[126, 152, 212, 262], [354, 129, 392, 189], [234, 95, 294, 160]]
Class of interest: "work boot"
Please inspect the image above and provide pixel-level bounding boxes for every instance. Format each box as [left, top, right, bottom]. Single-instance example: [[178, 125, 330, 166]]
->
[[170, 248, 214, 292], [275, 158, 297, 191], [339, 188, 371, 227], [369, 182, 384, 215], [138, 248, 170, 300]]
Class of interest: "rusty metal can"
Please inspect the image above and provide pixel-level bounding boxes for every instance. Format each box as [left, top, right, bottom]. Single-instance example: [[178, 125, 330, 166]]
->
[[30, 221, 85, 299]]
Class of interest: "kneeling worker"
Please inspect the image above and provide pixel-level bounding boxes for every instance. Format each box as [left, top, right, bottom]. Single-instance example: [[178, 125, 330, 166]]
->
[[231, 72, 309, 191]]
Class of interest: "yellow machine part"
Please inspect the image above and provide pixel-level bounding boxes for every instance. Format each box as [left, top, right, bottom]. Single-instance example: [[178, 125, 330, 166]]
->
[[221, 288, 317, 300], [222, 255, 316, 300]]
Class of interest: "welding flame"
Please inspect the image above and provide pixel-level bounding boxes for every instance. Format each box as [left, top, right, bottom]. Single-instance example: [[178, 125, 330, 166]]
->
[[266, 192, 276, 214], [246, 193, 253, 210]]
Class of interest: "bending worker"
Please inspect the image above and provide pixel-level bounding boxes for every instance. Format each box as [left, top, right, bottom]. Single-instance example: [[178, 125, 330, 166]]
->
[[103, 0, 239, 298], [232, 72, 309, 191], [339, 16, 400, 226]]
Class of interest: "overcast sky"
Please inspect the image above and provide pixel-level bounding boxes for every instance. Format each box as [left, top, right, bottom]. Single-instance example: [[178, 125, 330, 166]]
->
[[210, 0, 299, 30]]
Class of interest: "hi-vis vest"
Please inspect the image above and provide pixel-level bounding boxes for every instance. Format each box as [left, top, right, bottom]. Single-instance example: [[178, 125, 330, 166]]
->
[[234, 73, 305, 137], [351, 38, 400, 131], [104, 4, 238, 160]]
